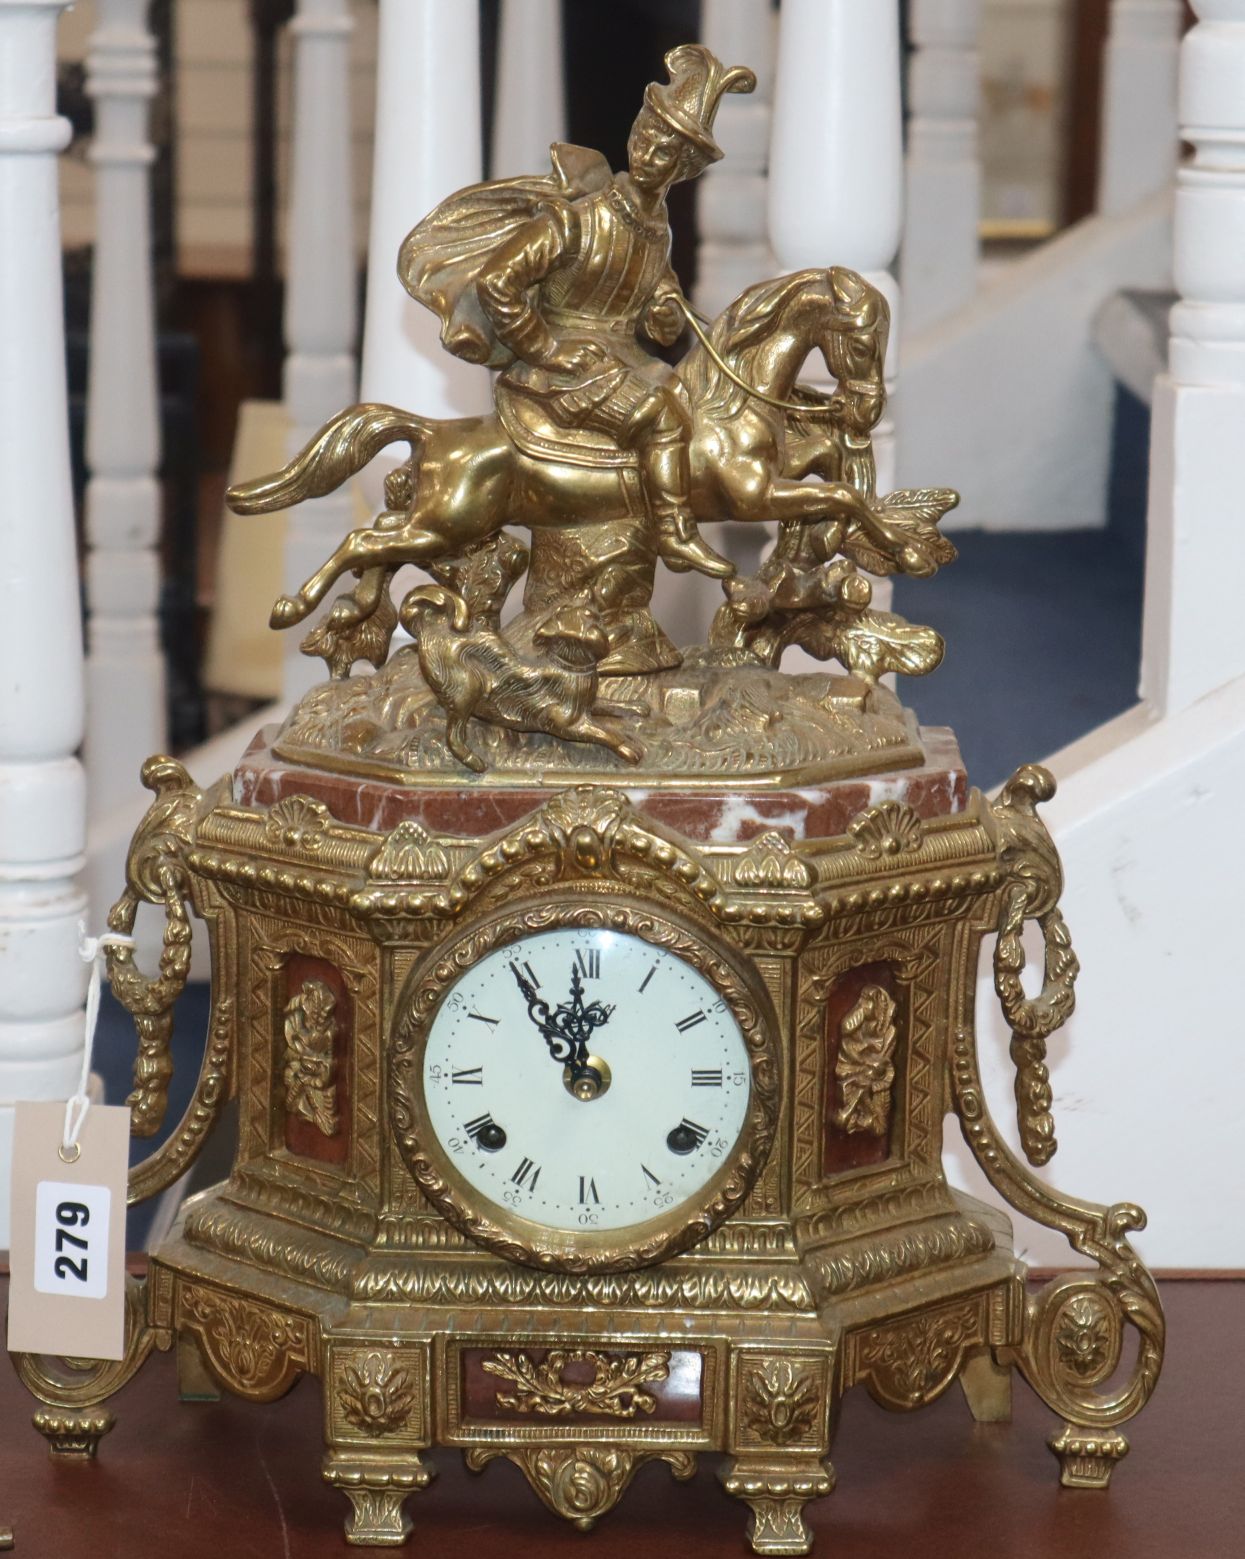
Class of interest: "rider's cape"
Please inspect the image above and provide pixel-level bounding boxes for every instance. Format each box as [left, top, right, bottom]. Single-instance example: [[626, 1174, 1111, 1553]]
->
[[399, 143, 611, 371]]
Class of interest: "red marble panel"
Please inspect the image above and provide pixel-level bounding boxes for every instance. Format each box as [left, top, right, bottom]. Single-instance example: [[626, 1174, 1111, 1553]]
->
[[457, 1345, 705, 1428], [232, 724, 967, 846], [820, 962, 902, 1176], [279, 953, 352, 1167]]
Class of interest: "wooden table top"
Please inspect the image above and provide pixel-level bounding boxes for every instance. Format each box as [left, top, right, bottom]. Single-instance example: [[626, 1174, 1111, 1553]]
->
[[2, 1279, 1240, 1559]]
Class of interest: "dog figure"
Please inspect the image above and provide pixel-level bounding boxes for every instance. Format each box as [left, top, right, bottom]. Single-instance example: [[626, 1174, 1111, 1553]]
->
[[398, 585, 643, 773]]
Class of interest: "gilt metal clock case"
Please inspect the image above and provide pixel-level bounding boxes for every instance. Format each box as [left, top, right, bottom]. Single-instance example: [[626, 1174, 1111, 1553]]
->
[[12, 757, 1164, 1556]]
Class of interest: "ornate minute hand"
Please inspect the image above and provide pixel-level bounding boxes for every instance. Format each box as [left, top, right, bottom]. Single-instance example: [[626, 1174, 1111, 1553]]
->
[[509, 960, 614, 1083]]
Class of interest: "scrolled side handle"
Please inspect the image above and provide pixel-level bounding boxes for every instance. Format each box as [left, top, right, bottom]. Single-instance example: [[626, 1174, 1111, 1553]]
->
[[988, 765, 1081, 1167], [104, 757, 202, 1138]]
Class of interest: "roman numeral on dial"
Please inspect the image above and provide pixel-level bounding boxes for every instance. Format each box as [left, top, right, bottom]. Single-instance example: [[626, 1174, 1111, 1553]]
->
[[574, 948, 600, 979], [452, 1066, 484, 1085], [463, 1113, 506, 1151], [691, 1068, 722, 1086], [675, 1010, 707, 1032], [667, 1118, 709, 1154], [509, 960, 540, 988], [511, 1157, 541, 1190], [578, 1175, 600, 1204]]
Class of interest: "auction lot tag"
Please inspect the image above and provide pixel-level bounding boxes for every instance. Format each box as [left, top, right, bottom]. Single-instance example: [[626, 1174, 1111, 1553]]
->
[[8, 1101, 129, 1361]]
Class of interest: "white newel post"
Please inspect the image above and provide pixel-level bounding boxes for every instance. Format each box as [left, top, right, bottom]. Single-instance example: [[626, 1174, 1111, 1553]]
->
[[491, 0, 565, 178], [1139, 0, 1245, 714], [1098, 0, 1183, 216], [694, 0, 777, 319], [0, 0, 89, 1245], [769, 0, 904, 494], [282, 0, 358, 698], [900, 0, 981, 336], [83, 0, 163, 818], [360, 0, 488, 418]]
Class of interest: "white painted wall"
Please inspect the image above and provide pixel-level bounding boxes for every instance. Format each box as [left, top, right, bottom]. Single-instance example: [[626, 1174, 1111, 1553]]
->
[[899, 194, 1172, 529], [946, 687, 1245, 1272]]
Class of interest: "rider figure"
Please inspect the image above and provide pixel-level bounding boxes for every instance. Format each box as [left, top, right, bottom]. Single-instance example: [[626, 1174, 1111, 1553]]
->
[[400, 45, 755, 579]]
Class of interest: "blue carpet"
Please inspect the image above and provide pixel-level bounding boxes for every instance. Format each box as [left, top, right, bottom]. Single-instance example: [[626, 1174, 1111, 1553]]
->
[[895, 385, 1148, 790], [893, 525, 1144, 790]]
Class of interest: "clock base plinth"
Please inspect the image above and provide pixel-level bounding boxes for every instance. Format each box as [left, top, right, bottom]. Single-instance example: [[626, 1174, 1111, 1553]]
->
[[11, 742, 1164, 1550], [127, 1184, 1023, 1552]]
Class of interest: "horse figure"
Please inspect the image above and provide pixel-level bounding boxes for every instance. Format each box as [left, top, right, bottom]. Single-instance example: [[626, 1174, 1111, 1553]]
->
[[227, 266, 955, 675]]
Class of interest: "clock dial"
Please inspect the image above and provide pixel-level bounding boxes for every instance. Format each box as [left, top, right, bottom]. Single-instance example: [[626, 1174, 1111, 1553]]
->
[[421, 927, 751, 1234]]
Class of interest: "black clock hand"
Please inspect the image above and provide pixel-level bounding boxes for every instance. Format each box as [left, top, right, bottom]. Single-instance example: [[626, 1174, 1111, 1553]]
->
[[560, 964, 614, 1090], [509, 960, 570, 1066], [508, 959, 614, 1082]]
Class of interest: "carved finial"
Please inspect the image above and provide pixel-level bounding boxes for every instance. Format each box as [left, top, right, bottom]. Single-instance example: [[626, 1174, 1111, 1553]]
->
[[847, 801, 923, 859], [368, 820, 451, 883], [734, 831, 814, 889]]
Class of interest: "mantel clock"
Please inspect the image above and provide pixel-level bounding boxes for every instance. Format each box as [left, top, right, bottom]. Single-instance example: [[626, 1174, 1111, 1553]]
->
[[12, 43, 1163, 1555]]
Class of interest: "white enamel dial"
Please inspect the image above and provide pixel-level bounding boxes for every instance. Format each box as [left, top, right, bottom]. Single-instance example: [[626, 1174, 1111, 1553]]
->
[[421, 927, 751, 1234]]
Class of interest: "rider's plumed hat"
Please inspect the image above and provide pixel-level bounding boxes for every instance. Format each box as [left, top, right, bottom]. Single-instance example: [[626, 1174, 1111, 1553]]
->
[[644, 44, 756, 166]]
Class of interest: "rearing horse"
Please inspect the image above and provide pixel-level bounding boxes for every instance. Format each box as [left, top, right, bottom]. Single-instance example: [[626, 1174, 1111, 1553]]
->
[[227, 266, 939, 631]]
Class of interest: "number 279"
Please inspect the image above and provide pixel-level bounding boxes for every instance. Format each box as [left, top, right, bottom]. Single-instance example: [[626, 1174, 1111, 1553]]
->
[[53, 1200, 90, 1282]]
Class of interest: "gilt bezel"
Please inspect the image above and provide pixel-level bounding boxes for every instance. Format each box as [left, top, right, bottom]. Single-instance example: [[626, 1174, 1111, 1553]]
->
[[388, 891, 781, 1273]]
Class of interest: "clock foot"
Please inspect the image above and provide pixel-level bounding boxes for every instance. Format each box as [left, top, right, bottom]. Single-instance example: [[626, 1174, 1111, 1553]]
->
[[958, 1348, 1012, 1423], [323, 1449, 435, 1546], [1048, 1425, 1129, 1489], [177, 1330, 222, 1403], [720, 1456, 834, 1556], [32, 1407, 115, 1459]]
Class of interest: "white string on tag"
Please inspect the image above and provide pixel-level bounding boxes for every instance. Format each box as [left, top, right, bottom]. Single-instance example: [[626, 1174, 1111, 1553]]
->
[[63, 926, 137, 1159]]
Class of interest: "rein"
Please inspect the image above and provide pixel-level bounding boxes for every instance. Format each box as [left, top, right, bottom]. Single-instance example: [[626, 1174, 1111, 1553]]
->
[[675, 296, 875, 418]]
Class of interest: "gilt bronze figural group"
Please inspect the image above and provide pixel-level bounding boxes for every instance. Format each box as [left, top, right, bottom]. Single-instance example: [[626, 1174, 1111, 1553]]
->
[[11, 43, 1162, 1557], [227, 42, 957, 783]]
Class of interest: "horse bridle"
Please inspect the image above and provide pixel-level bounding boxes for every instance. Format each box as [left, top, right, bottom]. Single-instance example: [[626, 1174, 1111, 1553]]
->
[[675, 296, 878, 418]]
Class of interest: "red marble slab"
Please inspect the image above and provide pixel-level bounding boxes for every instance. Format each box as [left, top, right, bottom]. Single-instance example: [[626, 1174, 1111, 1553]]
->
[[232, 725, 968, 846]]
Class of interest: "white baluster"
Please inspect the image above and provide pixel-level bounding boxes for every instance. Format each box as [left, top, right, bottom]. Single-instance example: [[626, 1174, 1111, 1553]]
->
[[83, 0, 162, 818], [282, 0, 358, 698], [491, 0, 564, 179], [0, 0, 89, 1245], [1140, 0, 1245, 714], [769, 0, 903, 493], [901, 0, 981, 335], [695, 0, 777, 319], [360, 0, 488, 419], [1099, 0, 1183, 216]]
